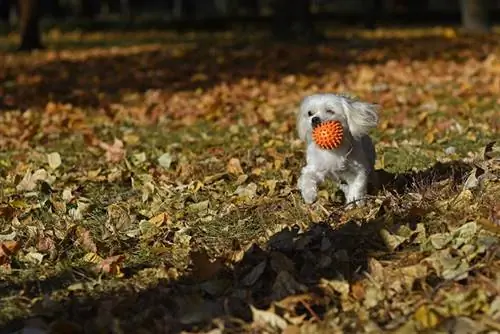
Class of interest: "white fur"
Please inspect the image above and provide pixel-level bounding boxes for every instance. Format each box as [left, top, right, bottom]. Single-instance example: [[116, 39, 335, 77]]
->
[[296, 93, 379, 207]]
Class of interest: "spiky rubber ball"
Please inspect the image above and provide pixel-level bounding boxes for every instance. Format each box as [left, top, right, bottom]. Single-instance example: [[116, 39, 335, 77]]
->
[[312, 120, 344, 150]]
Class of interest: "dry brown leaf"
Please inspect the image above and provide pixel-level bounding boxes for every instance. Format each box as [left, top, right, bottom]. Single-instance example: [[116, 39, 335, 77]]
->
[[190, 250, 224, 281], [149, 212, 170, 227], [241, 260, 266, 286], [76, 227, 98, 253], [37, 236, 56, 253], [350, 281, 366, 301], [0, 240, 21, 266], [367, 257, 385, 282], [98, 138, 126, 163], [94, 254, 125, 277], [227, 157, 244, 175]]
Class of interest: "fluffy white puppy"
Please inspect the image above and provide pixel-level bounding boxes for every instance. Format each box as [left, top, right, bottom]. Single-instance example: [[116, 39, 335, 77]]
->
[[296, 93, 379, 207]]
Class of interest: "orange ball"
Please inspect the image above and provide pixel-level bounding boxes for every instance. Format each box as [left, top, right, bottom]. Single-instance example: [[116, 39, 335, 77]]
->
[[312, 120, 344, 150]]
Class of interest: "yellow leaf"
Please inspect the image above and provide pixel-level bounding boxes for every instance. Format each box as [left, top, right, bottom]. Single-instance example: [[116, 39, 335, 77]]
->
[[122, 133, 140, 145], [149, 212, 170, 227], [83, 252, 102, 264], [251, 168, 263, 176], [414, 304, 440, 329], [466, 131, 477, 141], [425, 131, 436, 144]]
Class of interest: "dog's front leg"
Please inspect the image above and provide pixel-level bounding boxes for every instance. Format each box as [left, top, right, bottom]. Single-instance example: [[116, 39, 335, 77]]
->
[[345, 172, 368, 207], [298, 165, 326, 204]]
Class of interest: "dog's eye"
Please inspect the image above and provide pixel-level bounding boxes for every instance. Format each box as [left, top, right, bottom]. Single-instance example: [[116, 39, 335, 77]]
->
[[326, 109, 335, 114], [307, 111, 313, 117]]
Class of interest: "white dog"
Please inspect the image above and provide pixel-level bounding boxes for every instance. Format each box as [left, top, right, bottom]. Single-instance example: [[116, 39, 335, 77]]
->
[[296, 93, 379, 207]]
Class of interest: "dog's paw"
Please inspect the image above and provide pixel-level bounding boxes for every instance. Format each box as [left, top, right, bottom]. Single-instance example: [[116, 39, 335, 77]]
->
[[301, 189, 317, 204]]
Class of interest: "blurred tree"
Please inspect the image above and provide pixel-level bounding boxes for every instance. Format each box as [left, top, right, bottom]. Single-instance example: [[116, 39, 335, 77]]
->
[[244, 0, 259, 16], [81, 0, 99, 18], [363, 0, 383, 29], [272, 0, 321, 41], [460, 0, 490, 32], [18, 0, 43, 50], [43, 0, 64, 18], [172, 0, 196, 19], [0, 0, 11, 22]]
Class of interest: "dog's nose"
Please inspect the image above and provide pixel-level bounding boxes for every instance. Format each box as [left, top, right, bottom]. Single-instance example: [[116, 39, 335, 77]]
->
[[311, 116, 322, 127]]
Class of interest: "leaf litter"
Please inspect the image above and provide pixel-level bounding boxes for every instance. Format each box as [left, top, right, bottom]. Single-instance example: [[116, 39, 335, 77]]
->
[[0, 27, 500, 333]]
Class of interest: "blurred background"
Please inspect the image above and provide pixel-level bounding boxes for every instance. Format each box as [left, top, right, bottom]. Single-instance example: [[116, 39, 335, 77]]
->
[[0, 0, 498, 51]]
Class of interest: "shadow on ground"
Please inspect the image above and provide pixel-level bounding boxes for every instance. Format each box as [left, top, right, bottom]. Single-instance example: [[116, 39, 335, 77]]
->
[[376, 160, 472, 195], [0, 159, 475, 333], [1, 32, 498, 110], [0, 218, 386, 333]]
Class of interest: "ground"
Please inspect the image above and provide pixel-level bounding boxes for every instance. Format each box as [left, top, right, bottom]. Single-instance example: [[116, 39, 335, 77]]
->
[[0, 25, 500, 333]]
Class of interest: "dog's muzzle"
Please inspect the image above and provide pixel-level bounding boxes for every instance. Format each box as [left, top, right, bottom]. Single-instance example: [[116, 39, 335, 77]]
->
[[311, 116, 322, 128]]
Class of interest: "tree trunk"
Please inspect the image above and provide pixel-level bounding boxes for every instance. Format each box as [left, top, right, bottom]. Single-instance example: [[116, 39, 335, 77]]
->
[[460, 0, 490, 33], [0, 0, 11, 22], [18, 0, 43, 51]]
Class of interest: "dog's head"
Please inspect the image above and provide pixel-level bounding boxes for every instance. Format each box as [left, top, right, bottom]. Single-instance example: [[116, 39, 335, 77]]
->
[[297, 93, 379, 144]]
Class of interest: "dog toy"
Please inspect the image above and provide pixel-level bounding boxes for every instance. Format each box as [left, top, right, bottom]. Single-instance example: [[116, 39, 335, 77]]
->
[[312, 120, 344, 150]]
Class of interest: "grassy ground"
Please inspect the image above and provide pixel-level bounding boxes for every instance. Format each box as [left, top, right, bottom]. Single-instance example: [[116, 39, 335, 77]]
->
[[0, 26, 500, 333]]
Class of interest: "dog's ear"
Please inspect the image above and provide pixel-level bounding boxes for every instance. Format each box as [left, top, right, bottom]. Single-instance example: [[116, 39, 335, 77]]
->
[[344, 100, 379, 139], [297, 97, 312, 142]]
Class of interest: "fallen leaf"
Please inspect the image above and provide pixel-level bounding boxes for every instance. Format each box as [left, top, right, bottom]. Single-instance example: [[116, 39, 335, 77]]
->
[[251, 305, 288, 331], [25, 251, 44, 264], [320, 279, 350, 299], [463, 166, 485, 190], [132, 152, 146, 165], [47, 152, 62, 170], [37, 236, 56, 253], [94, 254, 125, 277], [0, 231, 17, 242], [379, 228, 407, 251], [98, 138, 126, 163], [149, 212, 170, 227], [16, 169, 54, 192], [158, 152, 174, 169], [188, 200, 210, 212], [227, 157, 244, 175], [428, 233, 450, 250], [350, 281, 366, 301], [450, 221, 477, 249], [75, 227, 98, 253], [0, 240, 21, 266], [367, 257, 385, 282], [190, 250, 224, 281], [83, 252, 102, 264], [241, 260, 266, 286], [271, 271, 307, 300], [414, 304, 440, 329], [234, 183, 258, 200]]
